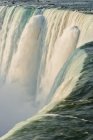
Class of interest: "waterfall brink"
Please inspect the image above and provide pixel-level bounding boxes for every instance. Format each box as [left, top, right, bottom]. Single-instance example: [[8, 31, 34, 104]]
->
[[44, 9, 93, 47], [0, 6, 93, 138]]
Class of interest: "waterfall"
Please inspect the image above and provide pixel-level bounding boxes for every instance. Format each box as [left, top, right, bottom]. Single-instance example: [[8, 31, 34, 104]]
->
[[36, 9, 93, 107], [0, 6, 93, 138], [36, 26, 80, 106], [0, 6, 34, 81], [7, 15, 45, 100]]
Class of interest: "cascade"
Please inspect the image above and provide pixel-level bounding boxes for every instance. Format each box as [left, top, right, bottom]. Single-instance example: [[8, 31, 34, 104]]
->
[[0, 6, 93, 138], [0, 6, 34, 81], [7, 15, 46, 100], [36, 9, 93, 107], [36, 26, 80, 106]]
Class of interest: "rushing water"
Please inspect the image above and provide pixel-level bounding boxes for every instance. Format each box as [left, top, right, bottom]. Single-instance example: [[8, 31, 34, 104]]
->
[[0, 6, 93, 139]]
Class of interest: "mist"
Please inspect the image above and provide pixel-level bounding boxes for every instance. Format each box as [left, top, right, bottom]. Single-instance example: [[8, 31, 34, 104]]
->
[[0, 82, 39, 136]]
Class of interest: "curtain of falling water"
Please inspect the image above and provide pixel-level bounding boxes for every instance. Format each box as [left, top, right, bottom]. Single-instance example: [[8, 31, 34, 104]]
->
[[36, 9, 93, 107], [0, 7, 93, 136]]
